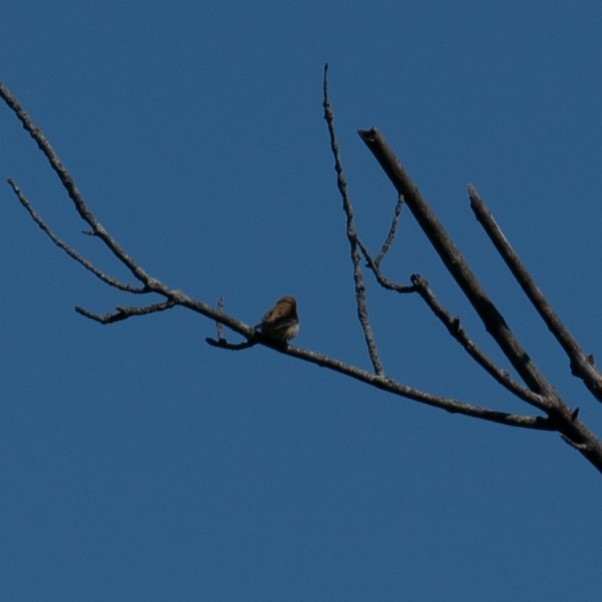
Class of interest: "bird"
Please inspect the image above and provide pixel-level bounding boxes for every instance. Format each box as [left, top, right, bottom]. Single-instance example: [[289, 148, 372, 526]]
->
[[256, 295, 299, 342]]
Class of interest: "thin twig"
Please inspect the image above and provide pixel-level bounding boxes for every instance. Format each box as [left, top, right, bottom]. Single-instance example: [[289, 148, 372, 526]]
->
[[357, 237, 415, 293], [375, 193, 404, 266], [323, 65, 384, 376], [7, 179, 145, 293], [206, 337, 257, 350], [0, 80, 156, 290], [216, 296, 225, 341], [75, 300, 176, 323], [469, 184, 602, 402]]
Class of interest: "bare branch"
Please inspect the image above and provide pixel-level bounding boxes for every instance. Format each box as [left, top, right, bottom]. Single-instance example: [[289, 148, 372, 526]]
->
[[7, 178, 145, 293], [375, 193, 405, 266], [357, 127, 602, 471], [282, 343, 553, 430], [323, 65, 384, 376], [357, 237, 415, 293], [0, 80, 156, 289], [75, 300, 176, 324], [206, 337, 257, 350], [209, 329, 553, 430], [469, 184, 602, 402], [410, 274, 546, 408], [358, 127, 558, 402], [204, 297, 258, 348], [4, 77, 602, 472], [359, 231, 548, 408], [215, 296, 225, 341]]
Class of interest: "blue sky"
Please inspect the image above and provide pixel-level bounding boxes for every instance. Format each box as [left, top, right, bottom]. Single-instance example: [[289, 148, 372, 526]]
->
[[2, 2, 602, 600]]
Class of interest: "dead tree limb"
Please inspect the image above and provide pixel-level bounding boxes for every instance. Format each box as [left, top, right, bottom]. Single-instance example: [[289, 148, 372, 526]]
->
[[2, 72, 602, 473], [356, 126, 602, 470], [469, 184, 602, 401]]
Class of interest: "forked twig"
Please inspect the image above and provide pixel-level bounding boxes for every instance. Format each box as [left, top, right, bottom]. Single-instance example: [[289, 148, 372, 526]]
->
[[8, 178, 145, 293], [0, 80, 155, 289], [323, 65, 384, 376], [357, 237, 415, 293]]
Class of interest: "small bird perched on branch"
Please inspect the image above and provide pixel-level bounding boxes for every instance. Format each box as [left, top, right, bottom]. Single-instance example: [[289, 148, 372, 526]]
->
[[256, 296, 299, 342]]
